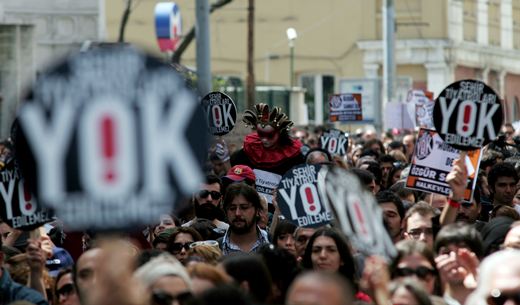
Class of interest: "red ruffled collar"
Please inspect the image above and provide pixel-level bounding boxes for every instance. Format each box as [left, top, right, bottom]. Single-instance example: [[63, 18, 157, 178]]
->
[[243, 133, 302, 169]]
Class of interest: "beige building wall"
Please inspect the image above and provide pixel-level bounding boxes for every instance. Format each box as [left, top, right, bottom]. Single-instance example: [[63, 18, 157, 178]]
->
[[104, 0, 445, 87], [104, 0, 520, 124]]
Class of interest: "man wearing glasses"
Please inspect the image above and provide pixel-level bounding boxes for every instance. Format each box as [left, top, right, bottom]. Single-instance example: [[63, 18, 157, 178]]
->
[[403, 202, 437, 249], [219, 183, 269, 255], [183, 175, 229, 234]]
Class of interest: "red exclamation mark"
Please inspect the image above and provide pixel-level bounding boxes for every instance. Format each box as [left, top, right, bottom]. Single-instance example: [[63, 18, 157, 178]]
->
[[462, 105, 472, 132], [329, 139, 336, 153], [102, 115, 116, 183], [23, 181, 32, 211], [305, 187, 316, 211], [213, 107, 221, 126], [353, 202, 367, 235]]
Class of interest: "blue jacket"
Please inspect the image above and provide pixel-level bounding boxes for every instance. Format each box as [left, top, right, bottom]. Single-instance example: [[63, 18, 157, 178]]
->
[[0, 268, 49, 305]]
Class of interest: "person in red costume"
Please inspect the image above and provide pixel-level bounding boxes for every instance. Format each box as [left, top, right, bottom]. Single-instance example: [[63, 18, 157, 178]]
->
[[230, 103, 304, 176]]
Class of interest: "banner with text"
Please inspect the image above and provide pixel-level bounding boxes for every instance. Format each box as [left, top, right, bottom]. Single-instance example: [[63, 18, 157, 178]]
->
[[277, 164, 332, 228], [406, 128, 482, 201]]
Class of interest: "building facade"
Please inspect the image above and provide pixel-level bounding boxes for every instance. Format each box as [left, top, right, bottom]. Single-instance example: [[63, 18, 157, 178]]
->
[[0, 0, 102, 136], [105, 0, 520, 126]]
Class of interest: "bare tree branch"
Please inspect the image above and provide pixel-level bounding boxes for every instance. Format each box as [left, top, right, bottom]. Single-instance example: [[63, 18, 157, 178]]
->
[[118, 0, 133, 43]]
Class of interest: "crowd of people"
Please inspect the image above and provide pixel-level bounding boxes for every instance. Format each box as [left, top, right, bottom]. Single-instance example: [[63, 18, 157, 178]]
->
[[2, 104, 520, 305]]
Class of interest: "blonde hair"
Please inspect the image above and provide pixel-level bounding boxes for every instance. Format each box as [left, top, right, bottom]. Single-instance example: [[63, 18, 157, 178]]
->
[[187, 263, 232, 285], [188, 244, 222, 265]]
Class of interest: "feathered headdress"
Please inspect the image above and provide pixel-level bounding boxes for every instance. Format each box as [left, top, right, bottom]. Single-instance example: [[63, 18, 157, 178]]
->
[[243, 103, 294, 136]]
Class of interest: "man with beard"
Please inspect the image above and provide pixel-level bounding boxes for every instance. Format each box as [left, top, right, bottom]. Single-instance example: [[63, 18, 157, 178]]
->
[[456, 189, 486, 231], [219, 183, 269, 255], [183, 175, 229, 234]]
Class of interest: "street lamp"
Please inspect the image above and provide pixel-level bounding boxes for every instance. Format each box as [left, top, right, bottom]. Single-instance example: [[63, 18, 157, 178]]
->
[[286, 27, 297, 87]]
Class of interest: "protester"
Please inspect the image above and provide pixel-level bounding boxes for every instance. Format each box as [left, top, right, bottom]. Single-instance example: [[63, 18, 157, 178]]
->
[[293, 226, 316, 261], [219, 184, 269, 255], [390, 240, 439, 296], [434, 223, 482, 305], [220, 254, 273, 304], [54, 268, 81, 305], [271, 220, 297, 257], [232, 103, 304, 175], [377, 190, 405, 244], [403, 203, 437, 249], [0, 237, 49, 305], [134, 253, 194, 305], [487, 162, 519, 207], [184, 175, 229, 234], [186, 263, 231, 295], [300, 228, 358, 293], [286, 271, 355, 305], [166, 227, 203, 265]]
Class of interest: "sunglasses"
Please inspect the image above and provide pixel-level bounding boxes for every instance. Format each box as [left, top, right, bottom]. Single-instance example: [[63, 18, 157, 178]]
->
[[57, 283, 75, 297], [198, 190, 221, 199], [152, 291, 193, 305], [487, 289, 520, 305], [170, 242, 193, 254], [394, 266, 435, 279]]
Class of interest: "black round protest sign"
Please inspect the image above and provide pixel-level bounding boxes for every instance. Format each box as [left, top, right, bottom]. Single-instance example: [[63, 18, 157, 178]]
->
[[433, 79, 503, 150], [0, 163, 53, 231], [276, 164, 332, 228], [320, 129, 349, 156], [13, 45, 209, 230], [201, 91, 237, 136]]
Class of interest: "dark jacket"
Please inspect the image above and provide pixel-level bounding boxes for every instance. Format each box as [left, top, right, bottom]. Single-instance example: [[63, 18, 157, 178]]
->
[[0, 268, 49, 305]]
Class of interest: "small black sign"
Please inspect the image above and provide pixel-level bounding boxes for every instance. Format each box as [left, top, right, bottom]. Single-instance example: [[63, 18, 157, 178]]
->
[[0, 164, 53, 231], [320, 129, 349, 156], [433, 79, 503, 150], [201, 91, 237, 136], [276, 164, 332, 228]]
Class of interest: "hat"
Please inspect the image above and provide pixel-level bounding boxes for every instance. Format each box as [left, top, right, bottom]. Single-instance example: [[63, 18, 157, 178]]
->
[[223, 165, 256, 182], [134, 253, 192, 290]]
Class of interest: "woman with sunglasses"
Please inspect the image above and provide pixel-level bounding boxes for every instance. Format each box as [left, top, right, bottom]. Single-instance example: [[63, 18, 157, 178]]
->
[[390, 240, 440, 297], [54, 268, 80, 305], [167, 227, 202, 265]]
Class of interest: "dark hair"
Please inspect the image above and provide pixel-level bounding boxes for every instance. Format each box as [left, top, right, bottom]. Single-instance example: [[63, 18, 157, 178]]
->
[[365, 162, 383, 186], [222, 183, 262, 211], [363, 139, 386, 155], [377, 190, 405, 219], [402, 202, 436, 232], [221, 254, 273, 303], [434, 223, 484, 258], [305, 148, 332, 164], [166, 227, 202, 253], [196, 284, 254, 305], [135, 249, 164, 267], [189, 218, 222, 240], [389, 279, 432, 305], [271, 220, 297, 244], [390, 240, 437, 279], [349, 168, 375, 189], [379, 154, 396, 164], [389, 181, 415, 202], [301, 228, 357, 286], [488, 162, 519, 192], [388, 141, 406, 153], [54, 268, 73, 299], [206, 174, 223, 191], [258, 245, 300, 304]]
